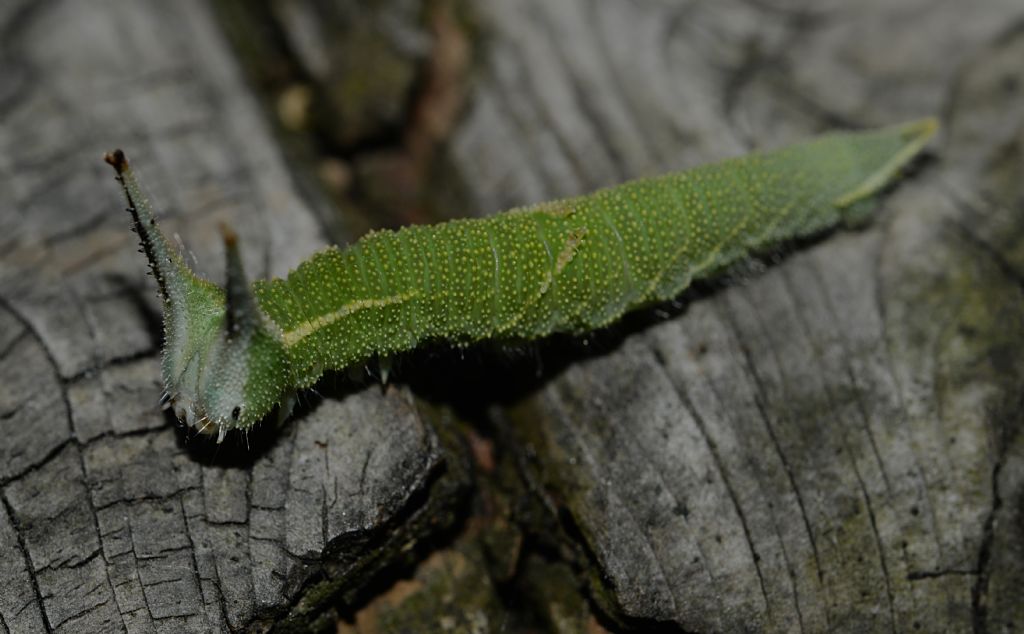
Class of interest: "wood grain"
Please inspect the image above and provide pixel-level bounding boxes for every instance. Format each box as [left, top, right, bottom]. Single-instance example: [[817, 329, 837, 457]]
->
[[1, 0, 1022, 632], [0, 1, 466, 631]]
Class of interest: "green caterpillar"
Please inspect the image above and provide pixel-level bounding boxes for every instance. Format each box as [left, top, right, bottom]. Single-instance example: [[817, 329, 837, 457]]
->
[[105, 118, 937, 440]]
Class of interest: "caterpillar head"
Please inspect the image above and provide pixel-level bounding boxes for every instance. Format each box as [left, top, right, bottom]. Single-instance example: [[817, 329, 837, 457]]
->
[[105, 151, 294, 441]]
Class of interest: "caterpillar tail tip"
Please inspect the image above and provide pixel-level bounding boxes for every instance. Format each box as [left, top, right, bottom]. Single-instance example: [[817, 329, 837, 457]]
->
[[901, 117, 940, 143]]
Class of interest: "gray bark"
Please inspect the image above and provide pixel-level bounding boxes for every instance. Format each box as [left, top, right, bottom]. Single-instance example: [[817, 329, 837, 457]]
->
[[1, 0, 1023, 632], [459, 1, 1024, 631], [0, 1, 467, 632]]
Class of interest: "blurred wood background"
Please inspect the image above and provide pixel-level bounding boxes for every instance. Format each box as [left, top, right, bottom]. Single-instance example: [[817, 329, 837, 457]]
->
[[1, 0, 1022, 631]]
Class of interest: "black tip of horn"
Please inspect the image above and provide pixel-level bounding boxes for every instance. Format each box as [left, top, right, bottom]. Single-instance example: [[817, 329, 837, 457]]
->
[[104, 149, 128, 174]]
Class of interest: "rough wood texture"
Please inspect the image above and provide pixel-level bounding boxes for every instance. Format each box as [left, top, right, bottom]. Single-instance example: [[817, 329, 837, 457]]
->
[[2, 1, 1023, 633], [0, 1, 467, 632], [456, 1, 1024, 632]]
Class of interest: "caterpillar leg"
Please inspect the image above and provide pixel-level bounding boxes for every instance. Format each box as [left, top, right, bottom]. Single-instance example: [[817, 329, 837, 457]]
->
[[274, 390, 297, 430]]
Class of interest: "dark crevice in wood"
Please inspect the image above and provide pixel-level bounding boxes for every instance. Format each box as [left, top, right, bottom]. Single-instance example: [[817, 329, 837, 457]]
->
[[196, 468, 234, 628], [942, 201, 1024, 629], [779, 265, 899, 630], [719, 302, 826, 588], [870, 218, 948, 565], [718, 298, 835, 631], [972, 455, 1003, 634], [805, 261, 897, 497], [66, 443, 124, 632], [0, 439, 73, 489], [907, 568, 979, 581], [50, 597, 112, 631], [971, 390, 1023, 634], [0, 492, 52, 633], [648, 342, 773, 615], [659, 323, 812, 632], [853, 459, 898, 632]]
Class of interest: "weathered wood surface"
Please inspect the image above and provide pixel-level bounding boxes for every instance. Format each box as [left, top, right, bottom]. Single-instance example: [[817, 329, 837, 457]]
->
[[0, 1, 468, 632], [456, 2, 1024, 631], [2, 0, 1023, 633]]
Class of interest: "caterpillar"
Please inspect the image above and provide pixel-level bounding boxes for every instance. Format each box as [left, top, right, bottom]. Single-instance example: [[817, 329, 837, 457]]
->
[[105, 118, 937, 441]]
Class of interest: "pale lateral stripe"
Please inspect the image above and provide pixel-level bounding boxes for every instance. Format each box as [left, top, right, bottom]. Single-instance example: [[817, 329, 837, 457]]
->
[[833, 118, 938, 208], [282, 292, 417, 347]]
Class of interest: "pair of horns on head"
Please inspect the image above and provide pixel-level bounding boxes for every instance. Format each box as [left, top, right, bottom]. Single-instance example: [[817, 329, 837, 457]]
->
[[104, 149, 261, 338]]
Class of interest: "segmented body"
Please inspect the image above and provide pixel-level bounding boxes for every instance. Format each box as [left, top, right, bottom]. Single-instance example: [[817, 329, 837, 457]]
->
[[255, 124, 927, 388], [105, 118, 937, 436]]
